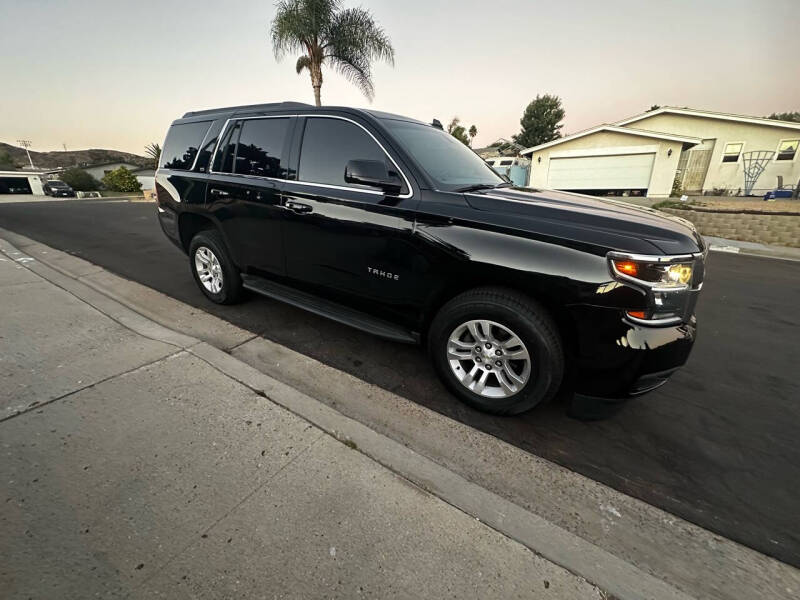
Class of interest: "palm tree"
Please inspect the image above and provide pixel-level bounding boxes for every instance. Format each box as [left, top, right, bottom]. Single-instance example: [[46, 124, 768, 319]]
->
[[447, 117, 477, 147], [144, 143, 161, 167], [270, 0, 394, 106]]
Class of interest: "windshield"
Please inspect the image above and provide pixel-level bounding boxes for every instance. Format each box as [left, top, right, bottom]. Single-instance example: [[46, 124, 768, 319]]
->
[[383, 119, 505, 191], [49, 181, 67, 187]]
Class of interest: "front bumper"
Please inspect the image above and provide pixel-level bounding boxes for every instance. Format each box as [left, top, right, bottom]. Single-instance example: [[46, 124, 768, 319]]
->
[[568, 305, 696, 399]]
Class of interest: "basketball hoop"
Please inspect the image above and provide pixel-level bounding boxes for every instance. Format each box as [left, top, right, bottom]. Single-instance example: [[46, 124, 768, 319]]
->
[[741, 151, 774, 195]]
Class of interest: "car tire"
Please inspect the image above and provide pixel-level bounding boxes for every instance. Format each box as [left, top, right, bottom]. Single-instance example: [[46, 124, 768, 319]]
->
[[188, 229, 243, 305], [428, 287, 564, 415]]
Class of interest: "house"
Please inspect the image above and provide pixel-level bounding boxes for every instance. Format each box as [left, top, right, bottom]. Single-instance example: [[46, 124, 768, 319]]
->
[[131, 167, 155, 190], [475, 138, 525, 159], [521, 107, 800, 197], [81, 161, 142, 181], [0, 170, 56, 194]]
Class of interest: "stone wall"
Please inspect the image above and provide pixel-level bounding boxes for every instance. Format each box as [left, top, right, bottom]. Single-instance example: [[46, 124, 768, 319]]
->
[[661, 208, 800, 248]]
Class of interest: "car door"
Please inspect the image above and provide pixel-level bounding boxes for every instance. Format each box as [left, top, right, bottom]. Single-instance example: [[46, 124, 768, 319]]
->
[[281, 115, 422, 327], [207, 117, 294, 276]]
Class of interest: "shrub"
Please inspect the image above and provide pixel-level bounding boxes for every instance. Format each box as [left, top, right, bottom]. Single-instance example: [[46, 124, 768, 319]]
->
[[101, 166, 142, 193], [670, 176, 683, 198], [60, 168, 102, 191], [652, 200, 691, 211]]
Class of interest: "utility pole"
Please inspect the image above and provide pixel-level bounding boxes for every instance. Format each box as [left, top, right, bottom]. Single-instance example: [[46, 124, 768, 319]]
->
[[16, 139, 35, 169]]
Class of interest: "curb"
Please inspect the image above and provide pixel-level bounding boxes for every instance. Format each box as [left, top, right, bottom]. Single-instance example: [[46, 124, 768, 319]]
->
[[704, 235, 800, 261], [2, 230, 797, 600]]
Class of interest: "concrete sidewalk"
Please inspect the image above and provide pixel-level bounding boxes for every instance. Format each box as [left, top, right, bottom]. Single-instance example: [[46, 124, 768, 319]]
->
[[0, 243, 601, 597], [2, 231, 798, 600]]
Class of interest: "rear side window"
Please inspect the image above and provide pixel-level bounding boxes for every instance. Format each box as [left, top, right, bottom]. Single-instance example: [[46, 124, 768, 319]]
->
[[298, 118, 389, 187], [234, 118, 289, 178], [161, 121, 212, 170], [192, 120, 224, 172], [213, 121, 241, 173]]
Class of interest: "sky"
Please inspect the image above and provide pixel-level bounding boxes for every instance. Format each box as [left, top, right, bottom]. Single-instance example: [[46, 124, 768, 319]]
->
[[1, 0, 798, 155]]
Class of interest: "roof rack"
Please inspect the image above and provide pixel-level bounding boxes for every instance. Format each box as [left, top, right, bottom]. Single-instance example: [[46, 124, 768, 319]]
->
[[182, 101, 312, 118]]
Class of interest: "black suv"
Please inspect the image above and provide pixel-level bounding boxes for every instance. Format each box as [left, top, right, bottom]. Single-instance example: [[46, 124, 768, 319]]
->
[[43, 180, 75, 197], [155, 102, 705, 415]]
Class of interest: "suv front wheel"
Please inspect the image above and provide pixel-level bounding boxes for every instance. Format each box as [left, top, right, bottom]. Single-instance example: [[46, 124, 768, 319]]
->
[[188, 229, 243, 305], [428, 288, 564, 415]]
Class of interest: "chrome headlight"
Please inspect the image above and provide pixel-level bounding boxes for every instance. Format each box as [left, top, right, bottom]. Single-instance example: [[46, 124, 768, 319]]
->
[[607, 252, 704, 324], [610, 257, 694, 289]]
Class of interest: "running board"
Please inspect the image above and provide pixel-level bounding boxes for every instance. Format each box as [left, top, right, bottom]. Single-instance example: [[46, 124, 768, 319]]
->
[[241, 274, 419, 344]]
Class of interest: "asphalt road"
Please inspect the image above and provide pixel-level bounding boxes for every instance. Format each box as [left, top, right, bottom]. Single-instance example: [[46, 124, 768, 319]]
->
[[2, 199, 798, 566]]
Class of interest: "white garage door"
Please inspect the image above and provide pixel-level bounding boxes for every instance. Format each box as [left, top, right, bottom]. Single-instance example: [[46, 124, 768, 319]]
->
[[547, 153, 655, 191]]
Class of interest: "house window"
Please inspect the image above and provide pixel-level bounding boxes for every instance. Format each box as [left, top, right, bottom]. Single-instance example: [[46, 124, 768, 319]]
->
[[721, 142, 743, 163], [776, 139, 798, 161]]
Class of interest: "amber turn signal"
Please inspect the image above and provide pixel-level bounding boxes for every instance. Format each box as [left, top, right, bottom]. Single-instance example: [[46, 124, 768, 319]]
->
[[613, 260, 639, 277]]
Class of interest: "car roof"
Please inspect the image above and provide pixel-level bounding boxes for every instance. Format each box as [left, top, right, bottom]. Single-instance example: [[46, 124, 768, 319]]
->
[[178, 102, 428, 127]]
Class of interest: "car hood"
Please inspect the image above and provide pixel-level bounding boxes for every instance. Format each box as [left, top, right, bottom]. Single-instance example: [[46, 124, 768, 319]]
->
[[463, 187, 704, 255]]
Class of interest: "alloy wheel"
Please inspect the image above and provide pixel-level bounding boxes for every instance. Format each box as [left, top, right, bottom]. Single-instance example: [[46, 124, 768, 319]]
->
[[446, 319, 532, 398], [194, 246, 224, 294]]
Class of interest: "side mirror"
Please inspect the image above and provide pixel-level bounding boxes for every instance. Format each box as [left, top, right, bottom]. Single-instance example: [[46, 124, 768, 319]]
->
[[344, 159, 402, 194]]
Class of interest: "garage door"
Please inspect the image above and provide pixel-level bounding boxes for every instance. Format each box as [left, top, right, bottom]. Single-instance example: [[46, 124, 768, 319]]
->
[[0, 177, 32, 194], [547, 153, 655, 191]]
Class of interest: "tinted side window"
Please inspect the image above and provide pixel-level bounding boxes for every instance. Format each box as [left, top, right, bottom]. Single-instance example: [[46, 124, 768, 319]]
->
[[193, 119, 224, 172], [234, 118, 289, 178], [299, 118, 388, 187], [213, 121, 241, 173], [161, 121, 212, 170]]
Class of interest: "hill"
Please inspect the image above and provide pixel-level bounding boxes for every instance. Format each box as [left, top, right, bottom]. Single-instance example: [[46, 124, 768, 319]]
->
[[0, 141, 150, 170]]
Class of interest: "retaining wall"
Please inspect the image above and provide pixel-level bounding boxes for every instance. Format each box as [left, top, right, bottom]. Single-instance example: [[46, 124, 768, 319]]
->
[[662, 208, 800, 247]]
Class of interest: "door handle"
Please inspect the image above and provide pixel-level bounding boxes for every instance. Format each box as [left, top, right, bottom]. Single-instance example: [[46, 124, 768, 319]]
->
[[285, 200, 312, 214], [210, 188, 230, 198]]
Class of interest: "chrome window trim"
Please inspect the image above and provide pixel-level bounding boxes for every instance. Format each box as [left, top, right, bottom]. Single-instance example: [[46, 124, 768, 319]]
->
[[207, 113, 414, 199], [286, 179, 383, 196]]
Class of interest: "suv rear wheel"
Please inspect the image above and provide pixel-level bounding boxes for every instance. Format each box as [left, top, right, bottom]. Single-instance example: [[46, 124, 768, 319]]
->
[[189, 229, 243, 305], [428, 287, 563, 415]]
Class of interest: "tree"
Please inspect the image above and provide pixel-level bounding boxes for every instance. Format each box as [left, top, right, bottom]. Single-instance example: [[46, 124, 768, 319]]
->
[[145, 142, 162, 167], [446, 117, 476, 146], [270, 0, 394, 107], [468, 125, 477, 147], [767, 111, 800, 123], [512, 94, 565, 149], [0, 150, 19, 170], [101, 166, 142, 193], [60, 168, 102, 191]]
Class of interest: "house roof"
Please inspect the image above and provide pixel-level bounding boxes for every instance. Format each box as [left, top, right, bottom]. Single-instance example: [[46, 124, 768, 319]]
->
[[614, 106, 800, 130], [0, 169, 56, 176], [520, 125, 703, 155], [82, 161, 142, 169]]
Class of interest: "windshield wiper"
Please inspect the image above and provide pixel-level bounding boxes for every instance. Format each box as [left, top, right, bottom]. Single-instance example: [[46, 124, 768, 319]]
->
[[454, 182, 513, 193]]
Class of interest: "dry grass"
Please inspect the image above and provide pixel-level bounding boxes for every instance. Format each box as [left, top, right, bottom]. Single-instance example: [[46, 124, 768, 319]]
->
[[687, 198, 800, 214]]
